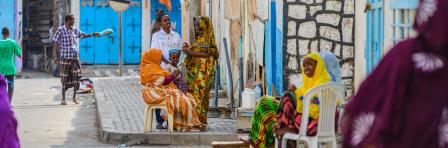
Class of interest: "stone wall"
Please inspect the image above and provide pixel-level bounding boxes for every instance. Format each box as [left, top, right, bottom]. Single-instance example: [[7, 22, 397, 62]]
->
[[283, 0, 355, 95]]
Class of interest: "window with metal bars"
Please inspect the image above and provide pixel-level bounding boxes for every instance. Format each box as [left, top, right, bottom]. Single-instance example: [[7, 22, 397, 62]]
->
[[391, 9, 415, 44], [390, 0, 418, 44]]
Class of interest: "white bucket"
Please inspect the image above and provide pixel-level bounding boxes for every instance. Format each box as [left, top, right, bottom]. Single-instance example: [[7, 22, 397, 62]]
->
[[241, 88, 256, 109]]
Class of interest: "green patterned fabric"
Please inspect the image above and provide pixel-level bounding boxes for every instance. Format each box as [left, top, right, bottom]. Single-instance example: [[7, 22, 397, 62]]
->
[[249, 96, 279, 148]]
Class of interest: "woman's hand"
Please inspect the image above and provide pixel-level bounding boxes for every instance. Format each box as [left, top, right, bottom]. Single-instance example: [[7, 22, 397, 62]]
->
[[182, 42, 191, 54]]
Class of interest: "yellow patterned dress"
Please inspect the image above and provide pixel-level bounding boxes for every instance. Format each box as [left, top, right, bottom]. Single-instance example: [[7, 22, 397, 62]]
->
[[184, 16, 219, 124]]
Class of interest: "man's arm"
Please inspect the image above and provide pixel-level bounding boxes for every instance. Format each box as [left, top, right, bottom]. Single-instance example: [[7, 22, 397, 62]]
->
[[53, 43, 59, 63], [52, 27, 61, 63], [79, 29, 99, 38], [13, 41, 22, 58]]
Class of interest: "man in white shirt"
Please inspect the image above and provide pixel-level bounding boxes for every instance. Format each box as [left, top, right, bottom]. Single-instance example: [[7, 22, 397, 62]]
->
[[151, 13, 182, 69], [149, 12, 183, 129]]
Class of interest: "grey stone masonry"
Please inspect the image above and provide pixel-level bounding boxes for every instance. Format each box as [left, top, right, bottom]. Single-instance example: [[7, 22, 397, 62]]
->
[[284, 0, 355, 96], [93, 77, 239, 146]]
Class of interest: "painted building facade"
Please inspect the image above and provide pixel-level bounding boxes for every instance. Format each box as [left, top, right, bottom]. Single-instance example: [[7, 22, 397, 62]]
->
[[354, 0, 418, 90]]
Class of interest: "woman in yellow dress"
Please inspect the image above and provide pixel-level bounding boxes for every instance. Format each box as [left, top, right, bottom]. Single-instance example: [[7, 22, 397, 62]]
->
[[182, 16, 219, 124]]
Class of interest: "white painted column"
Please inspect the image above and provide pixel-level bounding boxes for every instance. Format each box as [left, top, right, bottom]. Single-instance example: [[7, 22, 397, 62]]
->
[[142, 0, 151, 53], [383, 0, 394, 54], [354, 0, 367, 91]]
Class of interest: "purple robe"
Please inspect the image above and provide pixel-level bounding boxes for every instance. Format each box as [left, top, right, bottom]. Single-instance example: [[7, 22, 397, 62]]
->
[[0, 75, 20, 148], [342, 0, 448, 147]]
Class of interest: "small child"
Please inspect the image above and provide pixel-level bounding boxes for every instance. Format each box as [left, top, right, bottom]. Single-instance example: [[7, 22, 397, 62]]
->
[[166, 49, 189, 94]]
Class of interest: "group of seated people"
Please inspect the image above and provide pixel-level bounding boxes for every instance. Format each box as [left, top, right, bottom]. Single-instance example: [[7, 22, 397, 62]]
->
[[240, 51, 342, 148], [139, 47, 342, 142]]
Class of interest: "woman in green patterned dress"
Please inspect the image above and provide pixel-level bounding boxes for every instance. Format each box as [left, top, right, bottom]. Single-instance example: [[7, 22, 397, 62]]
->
[[182, 16, 219, 125]]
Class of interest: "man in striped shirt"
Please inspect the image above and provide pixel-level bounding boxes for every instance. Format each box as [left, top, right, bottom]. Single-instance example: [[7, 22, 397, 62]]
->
[[52, 14, 99, 105]]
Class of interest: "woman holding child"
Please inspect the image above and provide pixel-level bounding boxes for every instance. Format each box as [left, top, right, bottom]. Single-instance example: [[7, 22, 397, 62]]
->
[[140, 48, 205, 131]]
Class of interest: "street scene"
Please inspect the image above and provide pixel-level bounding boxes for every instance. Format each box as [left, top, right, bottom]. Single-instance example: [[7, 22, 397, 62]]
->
[[1, 0, 448, 148]]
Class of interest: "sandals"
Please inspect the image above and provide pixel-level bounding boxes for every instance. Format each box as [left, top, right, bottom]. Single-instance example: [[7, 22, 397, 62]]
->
[[156, 124, 167, 129], [61, 97, 80, 105], [72, 98, 80, 104], [61, 100, 67, 105]]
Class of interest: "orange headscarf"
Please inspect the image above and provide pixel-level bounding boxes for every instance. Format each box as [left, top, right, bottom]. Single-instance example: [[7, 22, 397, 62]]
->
[[140, 48, 171, 85]]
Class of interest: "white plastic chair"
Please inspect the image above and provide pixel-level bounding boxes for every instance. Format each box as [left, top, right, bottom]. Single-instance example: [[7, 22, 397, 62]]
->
[[141, 84, 174, 133], [276, 83, 345, 148]]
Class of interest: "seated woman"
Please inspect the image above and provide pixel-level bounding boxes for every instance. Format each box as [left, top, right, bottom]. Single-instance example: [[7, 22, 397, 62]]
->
[[241, 52, 332, 148], [140, 48, 205, 131]]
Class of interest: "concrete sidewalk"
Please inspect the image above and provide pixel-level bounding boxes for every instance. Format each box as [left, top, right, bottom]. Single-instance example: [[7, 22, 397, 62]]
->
[[93, 77, 241, 146]]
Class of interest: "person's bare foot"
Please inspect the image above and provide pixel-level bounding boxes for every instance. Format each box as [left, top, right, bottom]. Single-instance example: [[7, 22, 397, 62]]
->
[[61, 100, 67, 105]]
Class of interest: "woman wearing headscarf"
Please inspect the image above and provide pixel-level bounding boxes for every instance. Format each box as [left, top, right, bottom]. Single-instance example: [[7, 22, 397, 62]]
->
[[140, 48, 205, 131], [341, 0, 448, 147], [0, 75, 20, 148], [241, 53, 331, 148], [182, 16, 219, 124]]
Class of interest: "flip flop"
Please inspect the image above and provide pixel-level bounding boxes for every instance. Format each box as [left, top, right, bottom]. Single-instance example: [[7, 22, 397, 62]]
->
[[156, 124, 167, 129], [61, 100, 67, 105], [72, 98, 80, 104]]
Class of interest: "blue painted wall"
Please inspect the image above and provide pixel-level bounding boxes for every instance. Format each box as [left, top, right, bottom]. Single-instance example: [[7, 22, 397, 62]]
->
[[0, 1, 16, 40], [150, 0, 182, 36], [80, 0, 141, 64], [265, 0, 283, 96]]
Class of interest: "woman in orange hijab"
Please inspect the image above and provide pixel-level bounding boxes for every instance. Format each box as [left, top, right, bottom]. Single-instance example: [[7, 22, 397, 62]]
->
[[141, 48, 205, 131]]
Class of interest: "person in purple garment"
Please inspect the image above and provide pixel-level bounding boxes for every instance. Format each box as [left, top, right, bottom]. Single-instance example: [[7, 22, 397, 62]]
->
[[341, 0, 448, 147], [0, 75, 20, 148]]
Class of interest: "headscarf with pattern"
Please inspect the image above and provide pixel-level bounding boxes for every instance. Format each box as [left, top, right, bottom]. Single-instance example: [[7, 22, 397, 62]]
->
[[192, 16, 219, 60]]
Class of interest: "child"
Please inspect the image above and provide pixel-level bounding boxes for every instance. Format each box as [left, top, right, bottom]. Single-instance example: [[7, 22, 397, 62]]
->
[[166, 49, 189, 93]]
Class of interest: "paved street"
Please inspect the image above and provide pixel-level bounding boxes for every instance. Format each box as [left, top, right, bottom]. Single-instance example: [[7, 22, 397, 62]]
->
[[13, 77, 113, 148]]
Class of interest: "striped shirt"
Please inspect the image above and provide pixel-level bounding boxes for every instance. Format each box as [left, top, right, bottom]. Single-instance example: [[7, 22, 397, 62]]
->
[[52, 26, 87, 59]]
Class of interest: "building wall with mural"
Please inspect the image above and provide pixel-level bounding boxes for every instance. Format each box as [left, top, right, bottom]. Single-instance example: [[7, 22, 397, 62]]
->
[[283, 0, 355, 95]]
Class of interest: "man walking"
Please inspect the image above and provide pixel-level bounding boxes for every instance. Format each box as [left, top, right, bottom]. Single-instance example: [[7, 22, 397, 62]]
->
[[52, 14, 99, 105], [0, 27, 22, 105]]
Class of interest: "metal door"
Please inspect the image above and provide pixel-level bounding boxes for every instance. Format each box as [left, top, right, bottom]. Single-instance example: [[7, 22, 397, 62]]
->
[[123, 1, 142, 64], [80, 0, 141, 64]]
